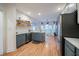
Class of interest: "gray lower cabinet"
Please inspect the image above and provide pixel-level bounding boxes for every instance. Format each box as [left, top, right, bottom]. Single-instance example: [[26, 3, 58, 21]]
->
[[25, 33, 31, 43], [65, 40, 75, 56], [32, 33, 45, 42], [65, 40, 79, 56], [65, 46, 75, 56], [16, 34, 26, 48], [76, 48, 79, 56]]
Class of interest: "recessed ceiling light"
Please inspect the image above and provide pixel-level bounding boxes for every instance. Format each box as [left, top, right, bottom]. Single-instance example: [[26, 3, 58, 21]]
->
[[38, 13, 41, 16], [57, 8, 61, 11]]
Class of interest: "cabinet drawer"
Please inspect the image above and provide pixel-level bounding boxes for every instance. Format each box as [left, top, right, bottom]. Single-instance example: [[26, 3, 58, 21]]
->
[[16, 34, 26, 48], [76, 48, 79, 56], [65, 46, 75, 56], [65, 40, 75, 52]]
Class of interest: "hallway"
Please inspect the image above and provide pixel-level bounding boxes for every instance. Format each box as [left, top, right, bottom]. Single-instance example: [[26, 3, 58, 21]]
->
[[4, 36, 61, 56]]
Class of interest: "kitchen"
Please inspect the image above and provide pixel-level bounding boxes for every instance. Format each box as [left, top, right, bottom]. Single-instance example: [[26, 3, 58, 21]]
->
[[0, 3, 63, 56], [0, 3, 79, 56], [15, 3, 79, 56], [15, 3, 63, 55], [16, 13, 45, 48]]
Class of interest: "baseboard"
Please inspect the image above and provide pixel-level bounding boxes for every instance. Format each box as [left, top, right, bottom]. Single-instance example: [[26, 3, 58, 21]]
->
[[6, 49, 16, 53]]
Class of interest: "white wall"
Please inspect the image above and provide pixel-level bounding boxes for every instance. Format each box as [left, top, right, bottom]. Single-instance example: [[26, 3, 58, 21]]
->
[[0, 11, 4, 55], [4, 4, 16, 52], [0, 4, 5, 55], [16, 11, 32, 34], [16, 27, 30, 34]]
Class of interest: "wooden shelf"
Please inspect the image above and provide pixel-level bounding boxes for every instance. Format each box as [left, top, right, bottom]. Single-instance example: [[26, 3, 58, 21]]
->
[[16, 20, 31, 27]]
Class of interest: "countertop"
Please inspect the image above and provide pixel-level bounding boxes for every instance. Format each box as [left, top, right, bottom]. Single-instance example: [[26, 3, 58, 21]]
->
[[16, 31, 45, 35], [31, 31, 45, 33], [64, 37, 79, 49], [16, 32, 30, 35]]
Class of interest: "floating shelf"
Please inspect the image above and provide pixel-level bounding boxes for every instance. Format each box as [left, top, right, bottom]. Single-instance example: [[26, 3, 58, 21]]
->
[[16, 20, 31, 27]]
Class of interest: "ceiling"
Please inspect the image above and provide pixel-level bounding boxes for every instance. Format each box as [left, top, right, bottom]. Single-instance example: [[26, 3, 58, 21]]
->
[[62, 3, 77, 14], [16, 3, 66, 19]]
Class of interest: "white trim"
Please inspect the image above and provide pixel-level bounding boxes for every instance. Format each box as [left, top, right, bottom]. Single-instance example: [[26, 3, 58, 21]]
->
[[0, 50, 3, 55], [6, 49, 16, 53], [0, 11, 4, 55]]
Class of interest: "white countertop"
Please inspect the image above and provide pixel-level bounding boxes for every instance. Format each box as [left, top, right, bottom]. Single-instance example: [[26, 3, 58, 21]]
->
[[16, 31, 45, 35], [64, 37, 79, 49], [16, 32, 30, 35], [31, 31, 45, 33]]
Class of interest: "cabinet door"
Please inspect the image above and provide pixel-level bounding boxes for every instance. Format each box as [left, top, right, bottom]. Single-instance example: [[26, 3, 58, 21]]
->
[[65, 40, 75, 56], [16, 34, 25, 48], [76, 48, 79, 56], [65, 45, 75, 56], [65, 40, 75, 52], [25, 33, 31, 43], [28, 33, 31, 41]]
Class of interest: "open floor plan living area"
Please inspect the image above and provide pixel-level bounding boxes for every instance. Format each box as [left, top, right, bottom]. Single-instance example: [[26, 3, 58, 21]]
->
[[0, 3, 79, 56]]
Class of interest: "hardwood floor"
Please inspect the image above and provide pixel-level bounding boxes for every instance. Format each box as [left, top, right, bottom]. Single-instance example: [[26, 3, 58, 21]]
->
[[4, 36, 61, 56]]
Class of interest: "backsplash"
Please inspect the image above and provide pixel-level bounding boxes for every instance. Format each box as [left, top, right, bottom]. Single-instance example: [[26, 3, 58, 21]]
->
[[16, 26, 31, 34]]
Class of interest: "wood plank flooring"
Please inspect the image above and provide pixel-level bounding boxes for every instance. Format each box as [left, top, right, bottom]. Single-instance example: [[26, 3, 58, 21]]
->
[[4, 36, 61, 56]]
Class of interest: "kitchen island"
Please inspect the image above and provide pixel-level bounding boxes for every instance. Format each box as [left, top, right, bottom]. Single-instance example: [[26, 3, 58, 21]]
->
[[31, 32, 45, 42]]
